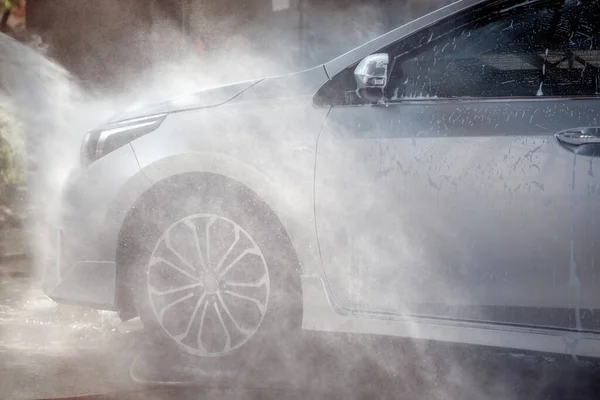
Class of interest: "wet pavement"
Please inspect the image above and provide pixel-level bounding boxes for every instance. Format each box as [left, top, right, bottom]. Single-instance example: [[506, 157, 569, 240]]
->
[[0, 275, 140, 399], [2, 268, 600, 400]]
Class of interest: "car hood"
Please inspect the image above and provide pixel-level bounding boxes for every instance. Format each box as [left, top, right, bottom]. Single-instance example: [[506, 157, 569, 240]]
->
[[110, 66, 330, 123], [111, 79, 261, 122]]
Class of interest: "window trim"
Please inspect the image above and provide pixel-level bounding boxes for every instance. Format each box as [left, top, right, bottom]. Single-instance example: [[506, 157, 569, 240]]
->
[[382, 94, 600, 106]]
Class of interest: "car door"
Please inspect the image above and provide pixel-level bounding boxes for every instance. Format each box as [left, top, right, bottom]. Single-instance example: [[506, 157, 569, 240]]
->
[[314, 0, 600, 331]]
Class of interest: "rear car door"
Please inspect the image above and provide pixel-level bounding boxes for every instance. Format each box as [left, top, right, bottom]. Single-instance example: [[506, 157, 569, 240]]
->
[[315, 0, 600, 331]]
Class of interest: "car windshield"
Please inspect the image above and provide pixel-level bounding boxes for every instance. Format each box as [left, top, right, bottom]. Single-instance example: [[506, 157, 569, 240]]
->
[[1, 0, 599, 399]]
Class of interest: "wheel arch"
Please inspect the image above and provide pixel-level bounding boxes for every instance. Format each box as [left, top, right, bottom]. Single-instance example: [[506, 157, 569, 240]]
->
[[115, 153, 318, 319]]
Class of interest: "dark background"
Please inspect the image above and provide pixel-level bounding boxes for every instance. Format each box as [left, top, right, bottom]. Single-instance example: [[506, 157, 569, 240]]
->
[[25, 0, 453, 91]]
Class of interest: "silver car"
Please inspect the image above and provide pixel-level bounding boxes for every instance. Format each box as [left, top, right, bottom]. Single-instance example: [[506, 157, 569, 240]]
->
[[46, 0, 600, 365]]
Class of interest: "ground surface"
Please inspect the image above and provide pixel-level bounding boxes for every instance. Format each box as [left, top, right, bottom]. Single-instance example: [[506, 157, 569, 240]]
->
[[1, 264, 600, 400]]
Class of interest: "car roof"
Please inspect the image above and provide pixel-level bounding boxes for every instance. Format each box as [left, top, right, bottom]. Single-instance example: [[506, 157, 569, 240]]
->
[[324, 0, 491, 78]]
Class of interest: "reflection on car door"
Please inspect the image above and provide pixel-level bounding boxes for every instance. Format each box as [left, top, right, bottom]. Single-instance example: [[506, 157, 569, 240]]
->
[[315, 0, 600, 331]]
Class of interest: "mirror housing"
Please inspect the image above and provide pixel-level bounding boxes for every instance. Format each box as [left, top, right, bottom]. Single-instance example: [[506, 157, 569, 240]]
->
[[354, 53, 389, 102]]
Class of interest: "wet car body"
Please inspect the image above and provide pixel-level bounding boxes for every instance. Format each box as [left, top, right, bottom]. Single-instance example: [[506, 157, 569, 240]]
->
[[46, 0, 600, 359]]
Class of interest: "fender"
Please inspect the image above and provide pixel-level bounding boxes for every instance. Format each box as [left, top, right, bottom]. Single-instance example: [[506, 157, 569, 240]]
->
[[134, 151, 324, 277]]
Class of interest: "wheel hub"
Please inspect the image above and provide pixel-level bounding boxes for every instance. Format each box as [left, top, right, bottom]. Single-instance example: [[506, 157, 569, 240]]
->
[[202, 274, 220, 294]]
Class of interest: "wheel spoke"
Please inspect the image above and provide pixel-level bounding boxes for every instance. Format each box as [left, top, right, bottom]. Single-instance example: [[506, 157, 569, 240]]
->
[[218, 247, 261, 279], [196, 297, 210, 353], [216, 292, 252, 336], [223, 289, 266, 314], [214, 301, 232, 352], [149, 282, 202, 296], [175, 292, 207, 341], [156, 292, 195, 323], [214, 225, 240, 273], [164, 231, 196, 273], [205, 216, 216, 270], [224, 274, 268, 289], [184, 220, 209, 273], [150, 257, 201, 283]]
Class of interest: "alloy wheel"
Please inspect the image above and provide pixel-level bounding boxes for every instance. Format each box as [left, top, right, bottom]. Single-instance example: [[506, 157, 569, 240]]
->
[[146, 214, 270, 357]]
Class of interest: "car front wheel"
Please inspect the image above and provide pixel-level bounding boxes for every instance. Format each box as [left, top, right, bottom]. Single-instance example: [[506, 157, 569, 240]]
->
[[132, 181, 301, 372]]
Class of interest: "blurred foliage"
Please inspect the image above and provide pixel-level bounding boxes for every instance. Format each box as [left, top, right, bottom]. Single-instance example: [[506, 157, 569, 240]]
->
[[1, 0, 22, 34], [0, 101, 26, 208], [2, 0, 19, 11], [0, 137, 24, 184]]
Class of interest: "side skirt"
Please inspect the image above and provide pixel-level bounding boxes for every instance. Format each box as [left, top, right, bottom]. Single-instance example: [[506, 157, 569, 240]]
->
[[301, 275, 600, 358]]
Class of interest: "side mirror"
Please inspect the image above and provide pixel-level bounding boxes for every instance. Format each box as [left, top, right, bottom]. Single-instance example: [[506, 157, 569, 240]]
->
[[354, 53, 389, 102]]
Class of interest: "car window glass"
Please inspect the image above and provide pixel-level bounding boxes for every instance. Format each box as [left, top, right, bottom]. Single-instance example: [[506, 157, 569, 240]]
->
[[387, 0, 600, 100]]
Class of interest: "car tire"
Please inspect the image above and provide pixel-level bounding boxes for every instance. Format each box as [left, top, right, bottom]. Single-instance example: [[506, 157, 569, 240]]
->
[[131, 180, 302, 373]]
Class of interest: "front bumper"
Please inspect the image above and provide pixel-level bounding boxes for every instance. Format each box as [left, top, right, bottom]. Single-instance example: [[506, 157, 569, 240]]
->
[[43, 143, 152, 311], [44, 226, 118, 310]]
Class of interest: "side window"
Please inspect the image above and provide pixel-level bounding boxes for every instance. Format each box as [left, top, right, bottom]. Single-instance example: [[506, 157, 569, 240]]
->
[[387, 0, 600, 100]]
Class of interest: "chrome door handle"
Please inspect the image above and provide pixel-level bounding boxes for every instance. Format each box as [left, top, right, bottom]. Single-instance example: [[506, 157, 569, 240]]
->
[[556, 127, 600, 146]]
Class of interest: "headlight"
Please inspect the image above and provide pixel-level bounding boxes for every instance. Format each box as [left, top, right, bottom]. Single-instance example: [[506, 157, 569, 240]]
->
[[80, 114, 166, 165]]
